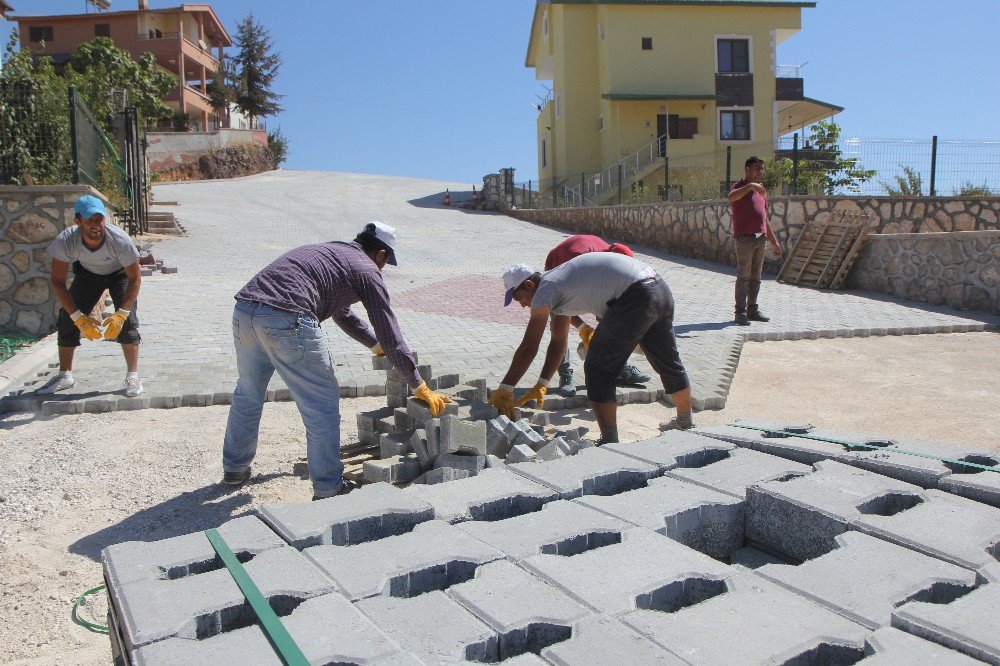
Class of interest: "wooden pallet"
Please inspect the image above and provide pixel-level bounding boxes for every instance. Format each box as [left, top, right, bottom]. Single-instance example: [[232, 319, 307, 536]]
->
[[777, 212, 872, 289], [296, 443, 378, 484]]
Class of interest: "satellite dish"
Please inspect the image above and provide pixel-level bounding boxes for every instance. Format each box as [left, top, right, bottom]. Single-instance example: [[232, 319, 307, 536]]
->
[[87, 0, 111, 10]]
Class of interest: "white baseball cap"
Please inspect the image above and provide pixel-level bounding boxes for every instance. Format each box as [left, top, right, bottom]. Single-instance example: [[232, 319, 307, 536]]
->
[[502, 263, 535, 306], [361, 221, 398, 265]]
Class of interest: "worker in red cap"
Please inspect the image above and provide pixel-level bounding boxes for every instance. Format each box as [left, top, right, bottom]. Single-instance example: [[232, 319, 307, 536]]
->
[[543, 235, 650, 396]]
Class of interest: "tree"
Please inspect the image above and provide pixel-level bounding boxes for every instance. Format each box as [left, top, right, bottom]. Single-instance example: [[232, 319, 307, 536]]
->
[[207, 57, 238, 117], [881, 165, 924, 196], [267, 126, 289, 167], [797, 120, 877, 195], [232, 13, 283, 125]]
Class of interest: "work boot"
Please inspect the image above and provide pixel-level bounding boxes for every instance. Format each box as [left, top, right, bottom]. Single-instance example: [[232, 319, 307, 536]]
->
[[616, 365, 651, 386], [557, 367, 577, 396], [313, 479, 360, 501], [223, 466, 252, 485], [659, 415, 694, 431], [734, 309, 751, 326], [747, 306, 770, 322]]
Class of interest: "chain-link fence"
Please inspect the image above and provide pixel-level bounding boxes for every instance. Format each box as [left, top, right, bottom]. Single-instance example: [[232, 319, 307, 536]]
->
[[0, 79, 73, 185], [515, 134, 1000, 208]]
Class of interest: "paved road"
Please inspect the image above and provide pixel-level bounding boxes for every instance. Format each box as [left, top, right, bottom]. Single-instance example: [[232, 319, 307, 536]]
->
[[5, 170, 997, 414]]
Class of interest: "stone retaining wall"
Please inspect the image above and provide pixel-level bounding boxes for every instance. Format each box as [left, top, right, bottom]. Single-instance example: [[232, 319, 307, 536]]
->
[[0, 185, 109, 334], [847, 231, 1000, 314], [146, 128, 269, 173]]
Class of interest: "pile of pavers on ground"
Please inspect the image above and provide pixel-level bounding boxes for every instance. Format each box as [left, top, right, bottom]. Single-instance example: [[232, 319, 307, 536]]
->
[[102, 412, 1000, 664]]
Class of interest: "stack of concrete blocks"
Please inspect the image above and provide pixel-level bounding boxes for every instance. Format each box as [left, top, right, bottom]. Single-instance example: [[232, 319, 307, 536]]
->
[[104, 423, 1000, 664]]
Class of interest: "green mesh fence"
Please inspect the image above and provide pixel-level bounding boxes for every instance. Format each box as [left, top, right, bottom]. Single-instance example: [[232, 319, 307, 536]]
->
[[0, 333, 37, 364]]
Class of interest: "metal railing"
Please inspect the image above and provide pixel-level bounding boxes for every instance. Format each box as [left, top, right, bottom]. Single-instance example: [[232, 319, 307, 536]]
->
[[563, 134, 668, 205], [776, 63, 806, 78], [137, 31, 180, 41]]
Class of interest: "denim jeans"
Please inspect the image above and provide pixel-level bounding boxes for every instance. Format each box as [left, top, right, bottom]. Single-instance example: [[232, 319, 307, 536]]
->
[[222, 301, 343, 495]]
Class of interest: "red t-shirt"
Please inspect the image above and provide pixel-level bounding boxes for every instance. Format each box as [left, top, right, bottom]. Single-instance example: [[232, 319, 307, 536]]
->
[[730, 179, 767, 236], [544, 235, 611, 270]]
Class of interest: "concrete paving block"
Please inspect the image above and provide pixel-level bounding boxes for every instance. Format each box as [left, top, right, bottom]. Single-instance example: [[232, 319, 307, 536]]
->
[[385, 379, 409, 397], [857, 627, 986, 664], [441, 383, 486, 403], [621, 567, 868, 665], [440, 415, 487, 455], [359, 429, 378, 446], [693, 421, 854, 466], [505, 444, 537, 464], [406, 396, 458, 423], [258, 482, 434, 549], [160, 266, 178, 274], [364, 454, 422, 485], [356, 591, 498, 664], [404, 468, 558, 523], [746, 459, 923, 561], [84, 397, 115, 412], [665, 446, 812, 498], [132, 592, 403, 665], [424, 417, 442, 460], [753, 531, 978, 629], [603, 430, 737, 472], [304, 520, 504, 600], [102, 516, 286, 588], [456, 500, 635, 563], [536, 437, 574, 462], [540, 615, 687, 665], [487, 419, 513, 458], [938, 453, 1000, 509], [117, 396, 152, 411], [468, 399, 500, 421], [211, 391, 232, 406], [447, 560, 590, 660], [530, 411, 550, 427], [379, 432, 414, 459], [409, 429, 432, 470], [507, 446, 660, 500], [522, 527, 731, 615], [358, 406, 395, 432], [851, 489, 1000, 570], [424, 467, 472, 485], [892, 563, 1000, 664], [394, 407, 417, 431], [575, 476, 744, 559], [372, 355, 391, 371], [109, 546, 336, 651], [729, 545, 787, 569], [434, 452, 488, 476], [485, 454, 504, 468]]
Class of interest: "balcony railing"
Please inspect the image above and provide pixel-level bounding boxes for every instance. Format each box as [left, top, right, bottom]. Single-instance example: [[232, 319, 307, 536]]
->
[[138, 31, 179, 41], [776, 63, 807, 78]]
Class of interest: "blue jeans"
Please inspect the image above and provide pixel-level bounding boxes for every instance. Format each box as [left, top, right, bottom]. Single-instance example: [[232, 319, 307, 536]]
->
[[223, 301, 343, 495]]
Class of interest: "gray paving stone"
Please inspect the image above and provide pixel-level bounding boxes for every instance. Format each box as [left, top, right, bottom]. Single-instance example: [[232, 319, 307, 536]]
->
[[938, 454, 1000, 509], [423, 467, 472, 485], [603, 430, 736, 472], [109, 546, 336, 651], [379, 432, 414, 459], [257, 483, 434, 549], [536, 437, 574, 461], [356, 591, 498, 664], [303, 520, 504, 600], [132, 593, 403, 665], [455, 499, 633, 562], [358, 406, 395, 432], [575, 476, 744, 559], [539, 614, 687, 665], [364, 454, 422, 484], [404, 467, 558, 523], [858, 627, 985, 665], [665, 446, 812, 499], [407, 396, 459, 424], [434, 453, 488, 476], [851, 489, 1000, 570], [621, 567, 868, 665], [440, 414, 487, 455], [753, 531, 978, 629], [409, 429, 432, 470], [522, 527, 731, 615], [487, 418, 513, 458], [102, 516, 286, 587], [447, 560, 590, 661], [505, 444, 537, 464], [507, 446, 660, 500], [746, 459, 923, 561]]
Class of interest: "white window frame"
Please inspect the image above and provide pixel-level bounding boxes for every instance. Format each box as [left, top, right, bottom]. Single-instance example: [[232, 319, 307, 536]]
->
[[718, 107, 754, 144], [714, 34, 753, 74]]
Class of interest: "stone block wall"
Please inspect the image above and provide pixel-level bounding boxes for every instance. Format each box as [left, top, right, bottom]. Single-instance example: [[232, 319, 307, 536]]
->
[[847, 231, 1000, 314], [146, 128, 269, 173], [0, 185, 109, 335]]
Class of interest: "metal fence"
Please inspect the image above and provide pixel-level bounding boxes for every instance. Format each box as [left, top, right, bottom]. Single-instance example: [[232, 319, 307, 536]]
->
[[514, 135, 1000, 208], [0, 80, 73, 185]]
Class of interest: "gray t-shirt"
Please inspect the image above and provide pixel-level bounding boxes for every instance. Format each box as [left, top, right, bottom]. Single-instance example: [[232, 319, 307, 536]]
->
[[48, 224, 139, 275], [531, 252, 656, 318]]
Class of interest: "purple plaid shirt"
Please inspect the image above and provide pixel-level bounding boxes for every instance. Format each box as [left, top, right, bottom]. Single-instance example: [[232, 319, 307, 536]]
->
[[236, 241, 421, 386]]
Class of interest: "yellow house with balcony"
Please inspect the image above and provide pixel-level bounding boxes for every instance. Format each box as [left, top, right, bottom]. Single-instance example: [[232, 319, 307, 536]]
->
[[525, 0, 842, 203]]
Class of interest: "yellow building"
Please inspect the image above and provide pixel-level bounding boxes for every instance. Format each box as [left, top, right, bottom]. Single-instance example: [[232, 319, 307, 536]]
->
[[525, 0, 842, 203]]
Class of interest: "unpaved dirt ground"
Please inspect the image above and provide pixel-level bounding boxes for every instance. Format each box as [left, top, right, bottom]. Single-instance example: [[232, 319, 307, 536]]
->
[[0, 332, 997, 665]]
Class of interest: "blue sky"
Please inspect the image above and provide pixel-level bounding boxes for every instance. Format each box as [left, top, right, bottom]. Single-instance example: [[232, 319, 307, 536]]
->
[[3, 0, 997, 185]]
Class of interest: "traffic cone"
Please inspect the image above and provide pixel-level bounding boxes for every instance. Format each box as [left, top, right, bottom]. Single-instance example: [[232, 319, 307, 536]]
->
[[471, 186, 480, 205], [443, 189, 451, 206]]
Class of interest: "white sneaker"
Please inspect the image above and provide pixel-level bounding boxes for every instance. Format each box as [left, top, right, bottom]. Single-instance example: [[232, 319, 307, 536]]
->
[[36, 373, 75, 394], [124, 375, 144, 398]]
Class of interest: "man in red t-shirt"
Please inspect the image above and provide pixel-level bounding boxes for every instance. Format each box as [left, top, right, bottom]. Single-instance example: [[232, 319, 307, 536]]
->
[[728, 156, 782, 326], [544, 234, 650, 396]]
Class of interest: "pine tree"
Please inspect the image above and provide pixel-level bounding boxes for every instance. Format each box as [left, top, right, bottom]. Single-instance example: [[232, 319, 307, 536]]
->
[[232, 13, 283, 125]]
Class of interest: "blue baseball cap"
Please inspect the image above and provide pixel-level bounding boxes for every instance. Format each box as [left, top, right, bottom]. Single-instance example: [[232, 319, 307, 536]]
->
[[74, 195, 107, 219]]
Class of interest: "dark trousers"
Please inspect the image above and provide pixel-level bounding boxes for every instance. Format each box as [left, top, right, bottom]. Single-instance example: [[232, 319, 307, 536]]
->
[[584, 277, 689, 404], [734, 234, 766, 312], [56, 262, 140, 347]]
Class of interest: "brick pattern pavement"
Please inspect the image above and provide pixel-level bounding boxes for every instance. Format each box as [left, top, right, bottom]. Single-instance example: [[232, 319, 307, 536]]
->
[[3, 171, 996, 415]]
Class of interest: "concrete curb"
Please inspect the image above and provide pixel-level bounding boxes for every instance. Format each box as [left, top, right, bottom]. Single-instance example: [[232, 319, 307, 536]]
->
[[0, 333, 57, 404]]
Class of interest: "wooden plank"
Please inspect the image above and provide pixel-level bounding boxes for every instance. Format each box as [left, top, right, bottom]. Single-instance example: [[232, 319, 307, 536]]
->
[[816, 226, 857, 288], [830, 225, 872, 289], [793, 225, 829, 285]]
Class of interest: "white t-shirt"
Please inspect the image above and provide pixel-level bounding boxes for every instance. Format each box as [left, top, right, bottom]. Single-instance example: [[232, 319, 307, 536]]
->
[[531, 252, 655, 318], [47, 224, 139, 275]]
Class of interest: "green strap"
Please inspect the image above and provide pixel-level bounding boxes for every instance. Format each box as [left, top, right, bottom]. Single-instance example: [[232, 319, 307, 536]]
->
[[728, 423, 1000, 473], [204, 529, 309, 666]]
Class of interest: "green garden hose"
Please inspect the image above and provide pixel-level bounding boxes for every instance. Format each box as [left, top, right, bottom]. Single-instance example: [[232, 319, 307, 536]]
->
[[72, 585, 109, 634]]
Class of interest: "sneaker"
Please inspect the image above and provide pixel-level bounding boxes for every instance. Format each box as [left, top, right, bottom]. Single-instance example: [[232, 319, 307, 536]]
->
[[557, 367, 577, 397], [659, 417, 694, 432], [124, 375, 144, 397], [747, 307, 770, 322], [312, 479, 360, 501], [35, 373, 75, 394], [223, 466, 252, 485], [734, 311, 751, 326], [616, 365, 651, 386]]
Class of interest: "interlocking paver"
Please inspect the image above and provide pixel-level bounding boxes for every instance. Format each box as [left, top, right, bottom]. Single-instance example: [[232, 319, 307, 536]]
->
[[7, 172, 996, 414]]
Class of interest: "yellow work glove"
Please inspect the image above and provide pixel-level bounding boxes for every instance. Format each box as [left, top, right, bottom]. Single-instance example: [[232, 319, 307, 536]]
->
[[515, 381, 548, 409], [578, 324, 595, 350], [71, 310, 103, 342], [370, 343, 385, 356], [413, 382, 452, 417], [102, 309, 130, 340], [488, 385, 516, 420]]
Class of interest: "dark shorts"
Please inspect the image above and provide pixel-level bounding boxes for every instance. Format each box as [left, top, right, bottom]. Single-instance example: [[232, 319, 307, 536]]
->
[[584, 276, 689, 403], [56, 262, 141, 347]]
